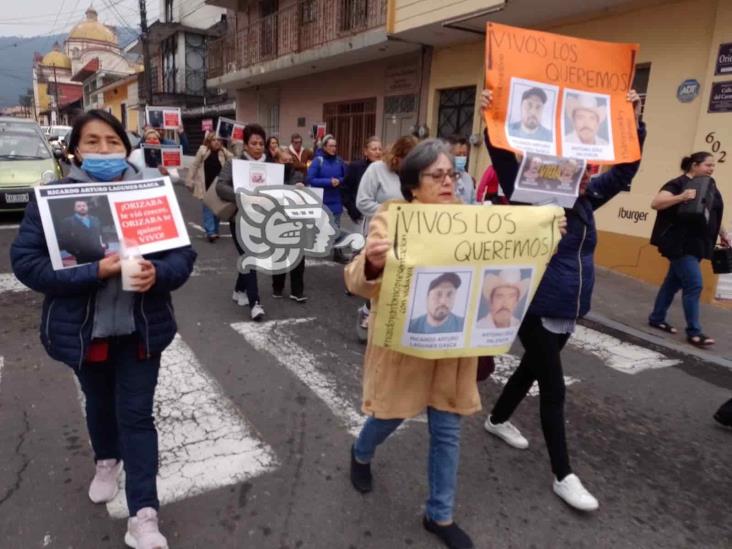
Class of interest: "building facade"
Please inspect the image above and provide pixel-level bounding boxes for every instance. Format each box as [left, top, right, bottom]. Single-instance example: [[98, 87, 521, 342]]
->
[[206, 0, 732, 301], [32, 7, 140, 125]]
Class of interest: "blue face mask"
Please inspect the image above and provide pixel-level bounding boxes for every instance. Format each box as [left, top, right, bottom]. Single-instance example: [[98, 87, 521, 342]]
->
[[81, 153, 128, 182], [454, 156, 468, 172]]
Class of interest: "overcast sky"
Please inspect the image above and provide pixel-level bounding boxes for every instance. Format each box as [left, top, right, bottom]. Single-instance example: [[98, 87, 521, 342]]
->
[[0, 0, 158, 37]]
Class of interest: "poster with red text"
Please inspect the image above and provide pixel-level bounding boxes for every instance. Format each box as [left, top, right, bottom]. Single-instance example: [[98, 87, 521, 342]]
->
[[484, 23, 640, 164], [146, 106, 182, 130], [35, 178, 190, 270]]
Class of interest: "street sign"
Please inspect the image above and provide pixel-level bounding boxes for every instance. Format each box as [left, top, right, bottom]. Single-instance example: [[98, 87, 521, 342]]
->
[[709, 81, 732, 113], [714, 43, 732, 76]]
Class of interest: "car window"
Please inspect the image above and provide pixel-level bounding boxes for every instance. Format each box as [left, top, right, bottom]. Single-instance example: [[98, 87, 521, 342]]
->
[[0, 129, 52, 159]]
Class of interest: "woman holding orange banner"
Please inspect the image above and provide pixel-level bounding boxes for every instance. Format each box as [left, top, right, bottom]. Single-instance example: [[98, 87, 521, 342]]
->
[[480, 88, 646, 512]]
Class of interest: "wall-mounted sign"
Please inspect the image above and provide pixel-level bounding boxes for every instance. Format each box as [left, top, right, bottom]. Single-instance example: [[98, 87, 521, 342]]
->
[[676, 79, 700, 103], [384, 64, 419, 95], [708, 81, 732, 113], [714, 43, 732, 76]]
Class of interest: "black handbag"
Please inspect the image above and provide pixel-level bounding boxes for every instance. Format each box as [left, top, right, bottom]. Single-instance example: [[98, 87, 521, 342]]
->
[[677, 176, 717, 223], [711, 247, 732, 274]]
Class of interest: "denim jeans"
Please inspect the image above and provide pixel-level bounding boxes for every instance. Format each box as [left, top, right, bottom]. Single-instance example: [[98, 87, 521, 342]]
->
[[353, 407, 462, 522], [202, 204, 219, 236], [649, 255, 703, 337], [75, 335, 160, 516]]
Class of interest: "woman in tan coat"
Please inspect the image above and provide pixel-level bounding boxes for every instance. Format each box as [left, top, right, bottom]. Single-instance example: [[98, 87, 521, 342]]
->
[[185, 132, 233, 242], [345, 139, 480, 549]]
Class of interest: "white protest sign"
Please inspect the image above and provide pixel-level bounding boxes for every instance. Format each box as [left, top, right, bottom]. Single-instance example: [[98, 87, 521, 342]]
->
[[35, 178, 190, 270]]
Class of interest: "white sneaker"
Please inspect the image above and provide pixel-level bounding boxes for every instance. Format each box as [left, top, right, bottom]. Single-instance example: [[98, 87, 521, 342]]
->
[[483, 416, 529, 449], [553, 474, 599, 511], [250, 302, 265, 320], [88, 459, 122, 503], [124, 507, 168, 549], [231, 290, 240, 302]]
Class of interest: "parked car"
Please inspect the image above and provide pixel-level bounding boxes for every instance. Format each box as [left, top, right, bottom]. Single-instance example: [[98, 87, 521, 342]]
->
[[0, 118, 62, 212]]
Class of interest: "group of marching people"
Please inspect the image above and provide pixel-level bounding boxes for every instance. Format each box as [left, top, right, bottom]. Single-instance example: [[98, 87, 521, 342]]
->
[[9, 78, 729, 549]]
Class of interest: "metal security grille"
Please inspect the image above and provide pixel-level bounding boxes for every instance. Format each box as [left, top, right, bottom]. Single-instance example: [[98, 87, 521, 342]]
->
[[437, 86, 476, 138], [323, 97, 376, 162]]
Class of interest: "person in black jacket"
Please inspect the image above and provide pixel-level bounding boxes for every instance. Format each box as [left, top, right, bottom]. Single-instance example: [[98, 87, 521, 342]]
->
[[480, 88, 645, 512], [271, 147, 308, 301], [648, 152, 729, 347], [11, 110, 196, 549], [341, 136, 383, 225]]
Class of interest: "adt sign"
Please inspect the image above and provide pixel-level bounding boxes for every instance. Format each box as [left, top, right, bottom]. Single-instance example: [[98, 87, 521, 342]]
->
[[677, 79, 701, 103]]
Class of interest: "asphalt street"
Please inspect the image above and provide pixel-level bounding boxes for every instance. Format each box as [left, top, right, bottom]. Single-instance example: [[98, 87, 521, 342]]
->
[[1, 185, 731, 549]]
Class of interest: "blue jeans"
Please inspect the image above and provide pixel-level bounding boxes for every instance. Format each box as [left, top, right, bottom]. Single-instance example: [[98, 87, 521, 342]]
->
[[353, 407, 462, 522], [649, 255, 703, 337], [202, 204, 219, 236], [75, 336, 160, 516]]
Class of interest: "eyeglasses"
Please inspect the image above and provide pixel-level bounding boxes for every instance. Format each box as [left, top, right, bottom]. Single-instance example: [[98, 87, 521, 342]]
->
[[421, 170, 457, 184]]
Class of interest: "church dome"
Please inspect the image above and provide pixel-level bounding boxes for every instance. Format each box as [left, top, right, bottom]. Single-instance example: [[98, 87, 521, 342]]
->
[[41, 43, 71, 69], [68, 6, 117, 44]]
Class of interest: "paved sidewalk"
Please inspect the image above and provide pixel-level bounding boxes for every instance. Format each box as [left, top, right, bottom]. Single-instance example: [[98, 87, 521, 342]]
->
[[587, 266, 732, 367]]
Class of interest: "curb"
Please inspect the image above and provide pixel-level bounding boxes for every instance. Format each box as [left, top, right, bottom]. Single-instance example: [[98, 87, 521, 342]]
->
[[584, 311, 732, 371]]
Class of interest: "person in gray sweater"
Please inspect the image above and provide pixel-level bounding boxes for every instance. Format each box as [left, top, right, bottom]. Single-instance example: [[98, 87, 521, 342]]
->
[[356, 135, 417, 231]]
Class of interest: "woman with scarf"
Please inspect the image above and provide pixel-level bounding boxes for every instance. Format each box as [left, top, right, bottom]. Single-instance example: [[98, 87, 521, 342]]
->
[[11, 110, 196, 549], [186, 131, 234, 242], [216, 123, 269, 320]]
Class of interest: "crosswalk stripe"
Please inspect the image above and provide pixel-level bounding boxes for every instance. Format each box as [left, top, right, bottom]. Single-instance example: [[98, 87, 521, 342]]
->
[[569, 325, 680, 374], [231, 318, 367, 436], [0, 273, 28, 293], [494, 354, 580, 395], [101, 334, 277, 518]]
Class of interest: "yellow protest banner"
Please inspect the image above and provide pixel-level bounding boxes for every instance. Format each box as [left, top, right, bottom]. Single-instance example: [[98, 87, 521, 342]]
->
[[372, 203, 563, 359]]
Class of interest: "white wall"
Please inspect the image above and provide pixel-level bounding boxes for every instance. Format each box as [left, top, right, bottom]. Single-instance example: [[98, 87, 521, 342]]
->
[[158, 0, 226, 29]]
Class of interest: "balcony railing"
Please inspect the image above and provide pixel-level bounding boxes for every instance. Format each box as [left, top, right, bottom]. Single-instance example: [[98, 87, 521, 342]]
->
[[208, 0, 387, 79]]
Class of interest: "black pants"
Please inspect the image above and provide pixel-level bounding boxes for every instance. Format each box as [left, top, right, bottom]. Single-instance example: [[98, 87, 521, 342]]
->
[[272, 259, 305, 297], [230, 217, 260, 304], [491, 314, 572, 480], [75, 336, 160, 515]]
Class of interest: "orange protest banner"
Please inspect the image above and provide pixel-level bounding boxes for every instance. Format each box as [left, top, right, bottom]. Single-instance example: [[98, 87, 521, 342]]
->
[[484, 23, 640, 164]]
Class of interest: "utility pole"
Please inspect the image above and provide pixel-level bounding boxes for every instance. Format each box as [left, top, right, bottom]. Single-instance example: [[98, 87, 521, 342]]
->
[[52, 64, 60, 124], [139, 0, 154, 106]]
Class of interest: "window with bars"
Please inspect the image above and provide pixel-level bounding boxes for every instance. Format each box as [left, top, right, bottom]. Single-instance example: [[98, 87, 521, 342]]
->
[[339, 0, 368, 32], [301, 0, 317, 24], [437, 86, 476, 139], [323, 97, 376, 162], [162, 35, 177, 94], [633, 64, 651, 119]]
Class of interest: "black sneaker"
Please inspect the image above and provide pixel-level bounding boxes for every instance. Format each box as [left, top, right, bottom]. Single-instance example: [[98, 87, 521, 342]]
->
[[349, 445, 372, 493], [422, 517, 474, 549], [289, 294, 308, 303]]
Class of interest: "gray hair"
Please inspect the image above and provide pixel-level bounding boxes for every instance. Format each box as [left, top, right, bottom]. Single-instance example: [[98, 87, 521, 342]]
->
[[399, 138, 454, 201]]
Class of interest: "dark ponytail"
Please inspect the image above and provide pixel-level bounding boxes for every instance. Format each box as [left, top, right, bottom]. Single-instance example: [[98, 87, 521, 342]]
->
[[680, 151, 712, 173]]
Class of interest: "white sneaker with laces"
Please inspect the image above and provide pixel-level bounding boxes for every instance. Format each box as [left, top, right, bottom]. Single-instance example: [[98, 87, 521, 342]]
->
[[237, 293, 249, 307], [553, 474, 599, 511], [124, 507, 168, 549], [250, 302, 265, 320], [483, 415, 529, 449], [88, 459, 122, 503]]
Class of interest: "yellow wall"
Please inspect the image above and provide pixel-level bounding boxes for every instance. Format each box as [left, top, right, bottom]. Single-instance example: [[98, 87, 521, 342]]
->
[[102, 84, 130, 130], [426, 0, 732, 301], [390, 0, 503, 34]]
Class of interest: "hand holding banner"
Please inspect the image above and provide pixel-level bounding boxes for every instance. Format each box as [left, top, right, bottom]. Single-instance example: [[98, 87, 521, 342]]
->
[[372, 203, 563, 359], [484, 22, 640, 164]]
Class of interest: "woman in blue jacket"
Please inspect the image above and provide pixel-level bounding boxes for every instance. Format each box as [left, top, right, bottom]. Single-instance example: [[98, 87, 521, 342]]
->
[[480, 89, 646, 512], [307, 134, 346, 222], [11, 110, 196, 549], [307, 134, 347, 262]]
